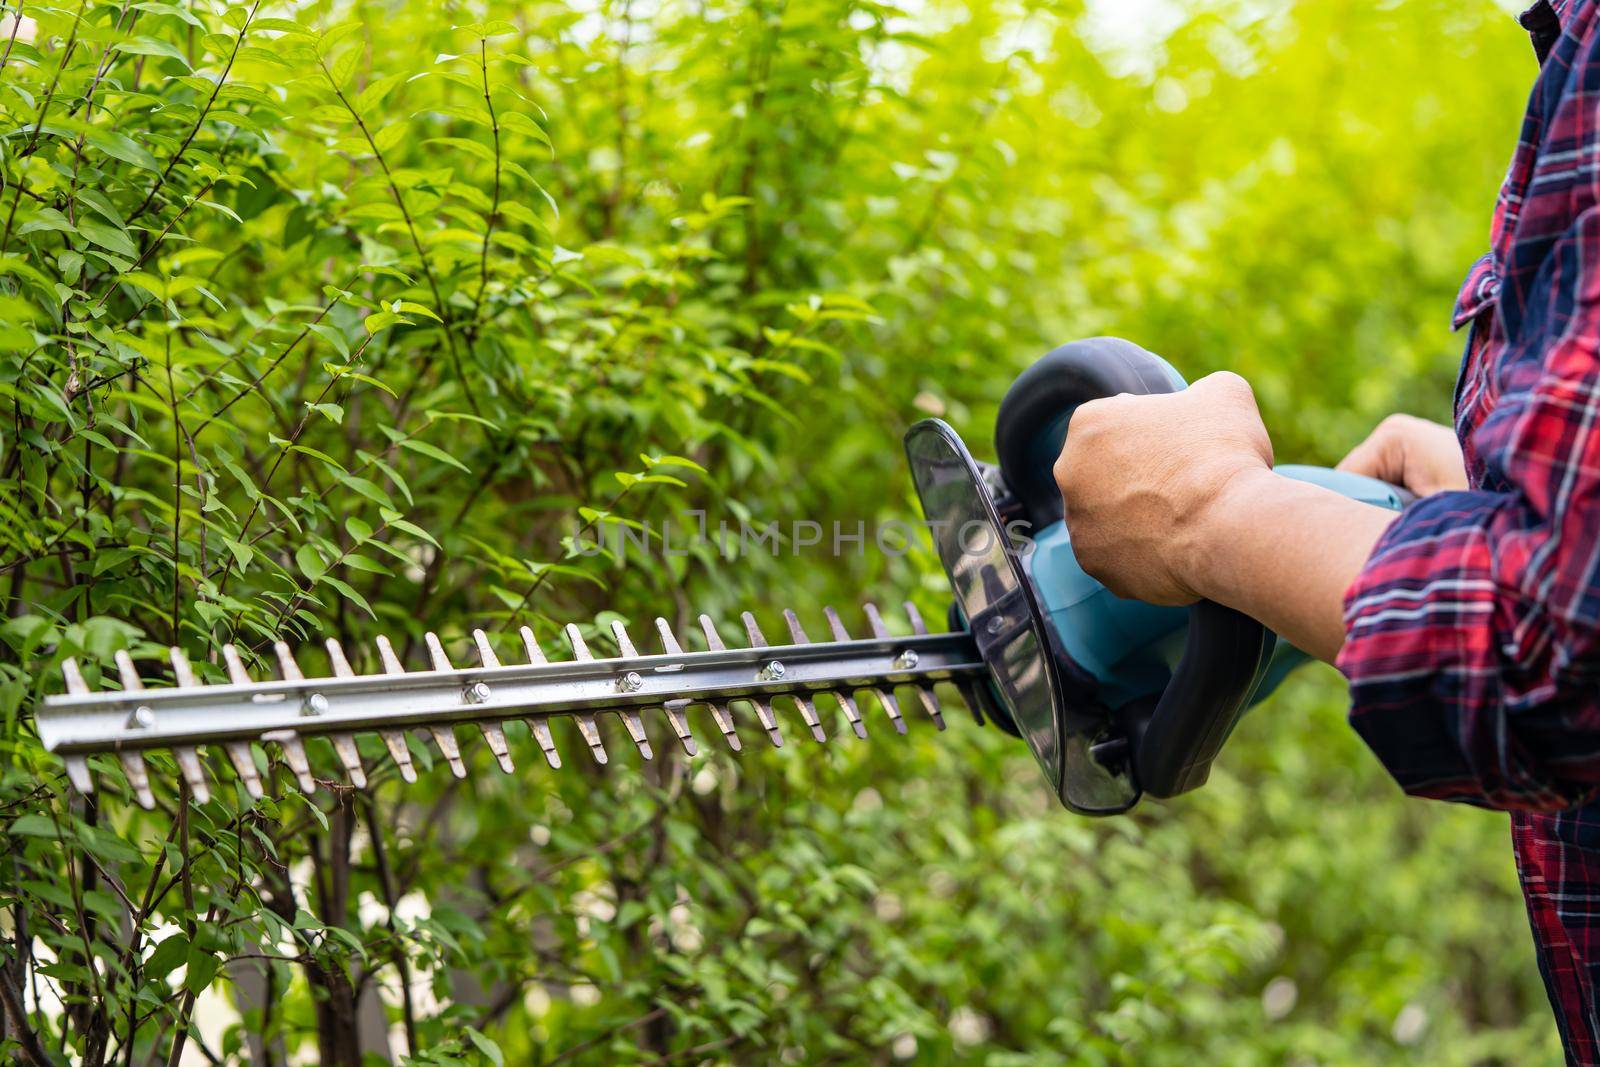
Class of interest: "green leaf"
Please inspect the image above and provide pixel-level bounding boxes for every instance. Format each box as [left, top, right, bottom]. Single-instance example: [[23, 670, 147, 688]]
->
[[400, 438, 469, 472], [318, 575, 374, 619], [184, 947, 220, 993], [295, 544, 326, 581], [466, 1027, 504, 1066], [111, 36, 193, 67], [145, 935, 190, 980]]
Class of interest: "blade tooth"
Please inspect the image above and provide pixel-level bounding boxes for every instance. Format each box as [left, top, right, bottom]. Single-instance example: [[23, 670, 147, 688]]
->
[[654, 617, 684, 656], [823, 606, 851, 642], [527, 717, 562, 768], [744, 697, 783, 748], [62, 657, 91, 695], [783, 609, 811, 644], [792, 692, 827, 743], [874, 688, 907, 734], [574, 714, 608, 764], [222, 644, 251, 685], [519, 625, 549, 665], [480, 723, 515, 773], [264, 730, 317, 793], [380, 732, 417, 783], [429, 726, 467, 778], [64, 756, 94, 795], [272, 641, 304, 681], [115, 650, 144, 691], [903, 601, 930, 636], [833, 689, 868, 739], [424, 632, 454, 672], [376, 634, 406, 674], [325, 638, 356, 677], [663, 700, 697, 756], [371, 637, 418, 779], [863, 602, 892, 640], [175, 747, 210, 804], [741, 611, 768, 648], [706, 702, 742, 751], [119, 751, 156, 809], [473, 628, 502, 669], [610, 619, 639, 659], [697, 615, 727, 652], [564, 623, 593, 660], [619, 709, 654, 760], [225, 742, 265, 800], [170, 647, 200, 688], [332, 734, 368, 788]]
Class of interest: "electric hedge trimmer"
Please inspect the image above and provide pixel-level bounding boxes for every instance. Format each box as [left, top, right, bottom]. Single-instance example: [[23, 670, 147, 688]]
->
[[38, 338, 1408, 815]]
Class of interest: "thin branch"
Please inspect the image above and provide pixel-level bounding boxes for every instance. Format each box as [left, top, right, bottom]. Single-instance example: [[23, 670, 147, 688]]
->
[[0, 0, 91, 254], [359, 794, 418, 1056], [129, 0, 262, 221], [319, 56, 479, 415], [469, 36, 501, 330]]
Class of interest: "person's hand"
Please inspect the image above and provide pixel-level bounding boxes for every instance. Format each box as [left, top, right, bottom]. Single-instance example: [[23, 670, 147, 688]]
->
[[1336, 414, 1467, 497], [1054, 372, 1275, 605]]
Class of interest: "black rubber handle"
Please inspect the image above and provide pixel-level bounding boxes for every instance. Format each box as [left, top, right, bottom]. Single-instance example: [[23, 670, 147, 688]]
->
[[993, 337, 1273, 798]]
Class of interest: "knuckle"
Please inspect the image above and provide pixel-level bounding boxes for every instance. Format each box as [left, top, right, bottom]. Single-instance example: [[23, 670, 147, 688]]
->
[[1377, 413, 1414, 436]]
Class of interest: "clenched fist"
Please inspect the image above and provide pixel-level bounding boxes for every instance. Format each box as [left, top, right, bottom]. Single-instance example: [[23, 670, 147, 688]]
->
[[1053, 372, 1275, 605]]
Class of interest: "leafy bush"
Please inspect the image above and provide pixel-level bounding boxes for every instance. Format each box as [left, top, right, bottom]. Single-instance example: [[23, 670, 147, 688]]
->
[[0, 0, 1562, 1063]]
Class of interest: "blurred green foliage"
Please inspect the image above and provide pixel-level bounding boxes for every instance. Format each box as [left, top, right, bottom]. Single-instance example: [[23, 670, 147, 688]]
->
[[0, 0, 1562, 1063]]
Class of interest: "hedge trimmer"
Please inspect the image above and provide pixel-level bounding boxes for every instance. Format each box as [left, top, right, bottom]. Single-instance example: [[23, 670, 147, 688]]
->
[[38, 338, 1407, 815]]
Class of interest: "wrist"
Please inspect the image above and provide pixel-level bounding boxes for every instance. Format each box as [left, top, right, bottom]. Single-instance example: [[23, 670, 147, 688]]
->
[[1178, 464, 1279, 604]]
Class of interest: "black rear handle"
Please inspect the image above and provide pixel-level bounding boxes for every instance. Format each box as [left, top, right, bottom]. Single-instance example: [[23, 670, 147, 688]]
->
[[993, 338, 1273, 798]]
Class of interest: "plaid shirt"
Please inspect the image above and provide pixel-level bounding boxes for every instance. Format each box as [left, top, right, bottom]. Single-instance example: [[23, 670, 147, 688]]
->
[[1336, 1, 1600, 1060]]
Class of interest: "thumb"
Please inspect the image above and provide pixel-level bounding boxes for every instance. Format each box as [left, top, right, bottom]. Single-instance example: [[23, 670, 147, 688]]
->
[[1336, 424, 1402, 483]]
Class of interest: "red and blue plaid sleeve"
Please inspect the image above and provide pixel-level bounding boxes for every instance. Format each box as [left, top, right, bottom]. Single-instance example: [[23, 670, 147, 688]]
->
[[1337, 208, 1600, 812]]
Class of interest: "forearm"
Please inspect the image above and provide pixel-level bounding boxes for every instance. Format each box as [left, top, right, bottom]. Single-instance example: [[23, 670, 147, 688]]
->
[[1185, 468, 1400, 663]]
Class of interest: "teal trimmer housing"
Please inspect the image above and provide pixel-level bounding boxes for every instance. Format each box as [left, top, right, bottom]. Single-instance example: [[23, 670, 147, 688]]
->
[[904, 338, 1409, 815]]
